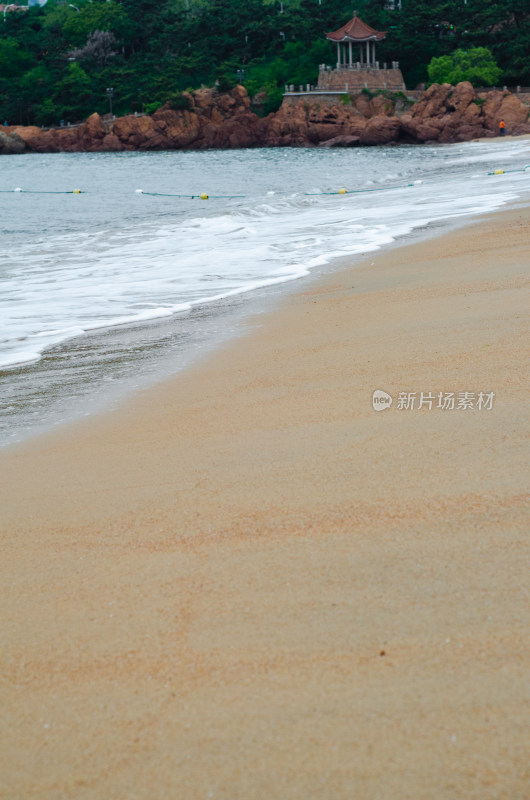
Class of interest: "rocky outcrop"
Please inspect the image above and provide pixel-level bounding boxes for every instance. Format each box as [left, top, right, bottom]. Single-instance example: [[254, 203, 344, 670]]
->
[[398, 82, 530, 143], [109, 85, 266, 151], [480, 89, 530, 134], [8, 114, 113, 153], [3, 82, 530, 154], [264, 99, 368, 146], [3, 86, 266, 154], [264, 82, 530, 147], [360, 115, 401, 145], [0, 129, 25, 154]]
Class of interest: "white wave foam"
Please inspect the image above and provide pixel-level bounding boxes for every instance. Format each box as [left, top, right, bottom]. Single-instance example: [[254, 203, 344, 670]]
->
[[1, 141, 527, 370]]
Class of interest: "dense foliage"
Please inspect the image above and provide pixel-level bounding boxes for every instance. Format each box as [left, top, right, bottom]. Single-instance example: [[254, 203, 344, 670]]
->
[[1, 0, 528, 126], [428, 47, 502, 86]]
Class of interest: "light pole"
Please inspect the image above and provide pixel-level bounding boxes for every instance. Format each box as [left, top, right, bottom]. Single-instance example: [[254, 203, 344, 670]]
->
[[106, 87, 114, 118], [236, 69, 245, 84], [3, 5, 18, 23]]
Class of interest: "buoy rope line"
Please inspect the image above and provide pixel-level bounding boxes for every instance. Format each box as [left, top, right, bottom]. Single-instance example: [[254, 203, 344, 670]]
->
[[1, 166, 527, 197], [305, 182, 416, 196], [0, 188, 83, 194], [135, 190, 245, 199], [487, 165, 530, 175]]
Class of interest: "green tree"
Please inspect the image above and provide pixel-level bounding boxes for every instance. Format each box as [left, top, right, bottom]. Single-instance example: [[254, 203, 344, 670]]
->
[[0, 0, 529, 126], [53, 62, 94, 121], [0, 38, 33, 78], [34, 98, 60, 127], [62, 2, 132, 48], [428, 47, 502, 86]]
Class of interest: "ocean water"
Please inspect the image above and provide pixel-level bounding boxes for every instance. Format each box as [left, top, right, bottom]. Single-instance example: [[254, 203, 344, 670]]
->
[[1, 139, 529, 446]]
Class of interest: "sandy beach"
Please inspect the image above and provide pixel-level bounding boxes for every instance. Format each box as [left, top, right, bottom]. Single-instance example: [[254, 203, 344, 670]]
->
[[1, 205, 529, 799]]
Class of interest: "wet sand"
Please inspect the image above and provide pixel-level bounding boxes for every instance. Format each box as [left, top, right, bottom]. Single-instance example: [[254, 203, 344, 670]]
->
[[1, 206, 529, 799]]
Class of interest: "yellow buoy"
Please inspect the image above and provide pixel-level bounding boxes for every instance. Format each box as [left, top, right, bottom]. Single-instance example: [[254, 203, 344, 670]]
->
[[73, 188, 82, 194], [338, 188, 347, 194], [493, 169, 504, 175], [200, 193, 209, 200]]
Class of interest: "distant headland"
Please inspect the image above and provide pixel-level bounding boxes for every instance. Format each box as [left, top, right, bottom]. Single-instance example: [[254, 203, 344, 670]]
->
[[2, 81, 529, 155]]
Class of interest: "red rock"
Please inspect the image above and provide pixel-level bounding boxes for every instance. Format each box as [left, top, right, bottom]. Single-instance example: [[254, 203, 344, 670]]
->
[[6, 83, 530, 152], [100, 134, 124, 151], [10, 125, 44, 148], [77, 112, 106, 147], [264, 99, 367, 146], [414, 82, 452, 119], [151, 108, 201, 148], [446, 81, 476, 114], [360, 115, 401, 145], [354, 94, 394, 118], [481, 90, 529, 134], [230, 84, 252, 109], [399, 114, 442, 143]]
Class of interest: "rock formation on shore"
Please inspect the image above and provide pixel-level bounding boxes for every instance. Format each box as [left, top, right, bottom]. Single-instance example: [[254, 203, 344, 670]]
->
[[2, 82, 529, 155]]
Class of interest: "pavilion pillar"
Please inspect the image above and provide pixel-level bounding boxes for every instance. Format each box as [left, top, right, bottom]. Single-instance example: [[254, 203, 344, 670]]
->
[[327, 16, 387, 75]]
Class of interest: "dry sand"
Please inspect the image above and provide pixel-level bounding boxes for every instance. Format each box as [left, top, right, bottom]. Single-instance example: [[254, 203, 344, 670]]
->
[[1, 206, 529, 799]]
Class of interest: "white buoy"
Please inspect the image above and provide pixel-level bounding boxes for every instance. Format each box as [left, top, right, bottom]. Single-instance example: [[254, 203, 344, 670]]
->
[[14, 187, 22, 192], [135, 188, 144, 194]]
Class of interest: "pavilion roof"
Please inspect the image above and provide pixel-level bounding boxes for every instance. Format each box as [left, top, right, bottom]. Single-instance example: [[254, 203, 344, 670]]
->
[[326, 13, 386, 43]]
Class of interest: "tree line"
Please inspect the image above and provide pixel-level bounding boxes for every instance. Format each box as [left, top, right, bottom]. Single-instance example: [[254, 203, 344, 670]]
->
[[1, 0, 528, 126]]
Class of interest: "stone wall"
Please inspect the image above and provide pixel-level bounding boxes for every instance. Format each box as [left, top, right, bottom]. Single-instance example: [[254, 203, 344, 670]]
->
[[282, 93, 349, 107], [317, 67, 405, 92]]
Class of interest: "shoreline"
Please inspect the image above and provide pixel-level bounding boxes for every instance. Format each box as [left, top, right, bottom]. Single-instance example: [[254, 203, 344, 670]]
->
[[3, 82, 530, 155], [1, 204, 529, 798], [3, 181, 529, 452]]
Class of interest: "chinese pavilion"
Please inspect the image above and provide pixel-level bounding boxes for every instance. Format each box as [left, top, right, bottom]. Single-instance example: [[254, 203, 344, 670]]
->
[[283, 11, 406, 99], [326, 12, 386, 70]]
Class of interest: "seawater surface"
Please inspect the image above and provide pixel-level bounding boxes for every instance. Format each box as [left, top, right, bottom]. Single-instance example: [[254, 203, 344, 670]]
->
[[1, 140, 529, 446]]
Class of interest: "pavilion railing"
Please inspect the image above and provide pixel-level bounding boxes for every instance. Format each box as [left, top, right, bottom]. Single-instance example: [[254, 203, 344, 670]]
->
[[319, 62, 401, 72]]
